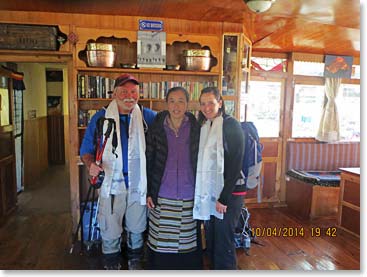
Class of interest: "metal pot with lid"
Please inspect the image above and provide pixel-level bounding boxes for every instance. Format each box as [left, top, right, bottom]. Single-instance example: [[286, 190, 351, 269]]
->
[[86, 43, 116, 67], [183, 49, 211, 71]]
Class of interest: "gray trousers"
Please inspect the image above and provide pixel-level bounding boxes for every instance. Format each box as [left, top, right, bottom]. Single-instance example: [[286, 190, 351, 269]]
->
[[97, 192, 147, 254]]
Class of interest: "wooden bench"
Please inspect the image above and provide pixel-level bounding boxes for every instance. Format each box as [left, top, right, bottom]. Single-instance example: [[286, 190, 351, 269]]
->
[[286, 171, 340, 220], [285, 142, 359, 220]]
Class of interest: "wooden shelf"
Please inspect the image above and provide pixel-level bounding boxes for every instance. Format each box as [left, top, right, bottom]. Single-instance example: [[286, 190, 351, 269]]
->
[[78, 98, 112, 101], [76, 67, 219, 76], [78, 98, 158, 101]]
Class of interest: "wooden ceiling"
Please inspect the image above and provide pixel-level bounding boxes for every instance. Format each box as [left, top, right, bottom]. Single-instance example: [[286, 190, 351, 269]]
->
[[0, 0, 360, 56]]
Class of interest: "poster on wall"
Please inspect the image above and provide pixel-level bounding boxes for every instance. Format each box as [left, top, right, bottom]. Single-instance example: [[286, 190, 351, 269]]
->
[[137, 31, 166, 69], [324, 55, 353, 79], [47, 96, 62, 115]]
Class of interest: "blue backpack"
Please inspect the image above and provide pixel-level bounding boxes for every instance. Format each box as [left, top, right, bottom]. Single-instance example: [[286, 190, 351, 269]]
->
[[240, 122, 263, 202]]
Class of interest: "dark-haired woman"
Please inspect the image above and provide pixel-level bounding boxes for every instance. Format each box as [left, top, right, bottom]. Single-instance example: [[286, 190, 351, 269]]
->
[[193, 87, 245, 269], [145, 87, 202, 269]]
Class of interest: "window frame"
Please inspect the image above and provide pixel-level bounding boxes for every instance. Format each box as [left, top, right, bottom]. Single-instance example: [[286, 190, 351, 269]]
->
[[247, 76, 286, 138], [290, 75, 360, 142]]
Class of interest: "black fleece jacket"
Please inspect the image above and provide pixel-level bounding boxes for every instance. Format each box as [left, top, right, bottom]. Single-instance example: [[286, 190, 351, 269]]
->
[[218, 114, 245, 205], [146, 111, 200, 205]]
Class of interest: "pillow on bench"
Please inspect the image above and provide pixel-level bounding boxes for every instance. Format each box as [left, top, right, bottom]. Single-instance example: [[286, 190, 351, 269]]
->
[[286, 169, 340, 187]]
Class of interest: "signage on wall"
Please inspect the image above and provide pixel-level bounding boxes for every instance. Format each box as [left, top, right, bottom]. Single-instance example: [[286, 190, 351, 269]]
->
[[139, 20, 164, 31], [137, 31, 166, 69]]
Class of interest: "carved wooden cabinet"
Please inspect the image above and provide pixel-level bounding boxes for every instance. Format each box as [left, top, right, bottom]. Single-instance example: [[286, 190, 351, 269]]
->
[[338, 167, 360, 237], [0, 71, 17, 225]]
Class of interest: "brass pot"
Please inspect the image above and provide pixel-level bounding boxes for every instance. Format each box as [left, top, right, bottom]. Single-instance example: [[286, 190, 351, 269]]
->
[[87, 50, 116, 67], [183, 56, 211, 71], [183, 49, 210, 57], [183, 49, 211, 71], [87, 43, 114, 51]]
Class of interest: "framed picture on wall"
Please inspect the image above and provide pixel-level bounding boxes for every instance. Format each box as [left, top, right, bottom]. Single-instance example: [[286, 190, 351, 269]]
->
[[324, 55, 353, 79]]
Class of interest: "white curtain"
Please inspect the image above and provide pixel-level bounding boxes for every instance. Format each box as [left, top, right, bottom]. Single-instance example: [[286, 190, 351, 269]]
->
[[316, 77, 341, 142]]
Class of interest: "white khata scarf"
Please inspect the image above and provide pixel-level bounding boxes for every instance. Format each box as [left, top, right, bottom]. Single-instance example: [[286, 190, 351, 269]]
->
[[101, 100, 147, 205], [193, 116, 225, 220]]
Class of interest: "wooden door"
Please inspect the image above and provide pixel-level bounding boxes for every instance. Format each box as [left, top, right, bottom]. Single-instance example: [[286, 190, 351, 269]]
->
[[0, 69, 16, 225], [47, 115, 65, 164], [244, 77, 285, 205]]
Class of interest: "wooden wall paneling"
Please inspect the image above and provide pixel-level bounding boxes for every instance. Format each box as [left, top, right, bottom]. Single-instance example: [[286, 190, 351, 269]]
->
[[63, 115, 70, 166], [23, 117, 48, 188], [262, 160, 277, 199], [261, 139, 278, 156], [0, 11, 71, 26], [48, 115, 65, 164], [39, 117, 49, 170], [24, 119, 39, 187]]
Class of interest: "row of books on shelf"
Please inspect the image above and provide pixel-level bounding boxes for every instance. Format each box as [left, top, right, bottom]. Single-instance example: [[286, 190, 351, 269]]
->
[[78, 108, 200, 127], [78, 109, 98, 127], [140, 80, 218, 101], [77, 74, 114, 99], [77, 74, 217, 101]]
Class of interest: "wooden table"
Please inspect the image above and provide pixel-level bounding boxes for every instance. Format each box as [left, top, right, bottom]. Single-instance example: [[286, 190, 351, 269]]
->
[[338, 167, 360, 237]]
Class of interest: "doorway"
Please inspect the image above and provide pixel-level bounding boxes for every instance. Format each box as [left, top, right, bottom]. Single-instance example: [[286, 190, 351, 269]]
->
[[0, 61, 71, 218], [46, 69, 65, 165]]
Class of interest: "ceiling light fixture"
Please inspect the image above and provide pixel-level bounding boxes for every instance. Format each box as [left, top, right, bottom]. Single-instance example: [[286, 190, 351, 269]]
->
[[244, 0, 276, 13]]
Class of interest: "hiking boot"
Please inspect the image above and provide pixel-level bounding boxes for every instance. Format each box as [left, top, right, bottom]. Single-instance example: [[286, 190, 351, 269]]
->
[[103, 262, 122, 270], [127, 245, 144, 270], [102, 252, 122, 270], [128, 258, 143, 270]]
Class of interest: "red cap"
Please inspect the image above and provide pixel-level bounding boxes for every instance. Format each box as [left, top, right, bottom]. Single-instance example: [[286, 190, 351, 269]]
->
[[114, 74, 139, 88]]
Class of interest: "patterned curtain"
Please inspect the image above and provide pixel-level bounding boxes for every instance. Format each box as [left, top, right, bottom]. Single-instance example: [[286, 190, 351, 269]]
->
[[316, 78, 341, 142]]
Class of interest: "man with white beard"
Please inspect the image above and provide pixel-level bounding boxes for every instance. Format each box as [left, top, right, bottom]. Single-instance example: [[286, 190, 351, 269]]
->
[[80, 74, 156, 269]]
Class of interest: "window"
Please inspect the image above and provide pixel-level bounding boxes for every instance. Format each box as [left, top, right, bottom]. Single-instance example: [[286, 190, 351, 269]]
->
[[247, 80, 282, 137], [294, 61, 360, 79], [292, 83, 360, 141], [293, 61, 325, 76], [251, 57, 287, 72], [292, 84, 324, 137], [351, 65, 360, 79], [336, 84, 360, 141]]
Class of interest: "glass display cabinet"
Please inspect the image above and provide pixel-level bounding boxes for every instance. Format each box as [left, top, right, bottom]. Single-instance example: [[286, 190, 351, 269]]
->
[[222, 33, 251, 120]]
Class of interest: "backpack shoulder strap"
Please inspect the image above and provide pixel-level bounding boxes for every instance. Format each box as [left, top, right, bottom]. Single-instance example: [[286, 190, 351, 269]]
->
[[138, 103, 149, 133]]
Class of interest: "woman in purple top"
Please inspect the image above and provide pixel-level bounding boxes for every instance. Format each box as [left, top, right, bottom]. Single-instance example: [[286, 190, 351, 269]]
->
[[145, 87, 202, 269]]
